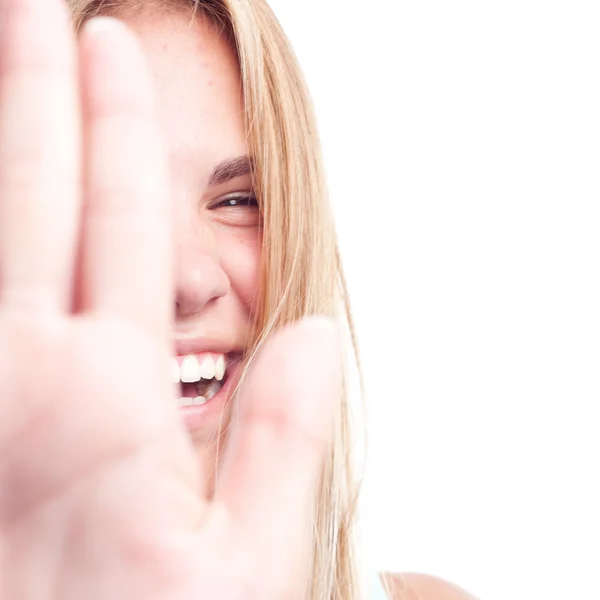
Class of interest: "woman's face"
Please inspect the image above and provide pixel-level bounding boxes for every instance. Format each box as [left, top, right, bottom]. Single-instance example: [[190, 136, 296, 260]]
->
[[121, 9, 260, 463]]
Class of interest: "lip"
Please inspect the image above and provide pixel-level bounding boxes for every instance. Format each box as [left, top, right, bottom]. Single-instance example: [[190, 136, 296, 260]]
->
[[178, 355, 243, 432], [174, 337, 236, 356]]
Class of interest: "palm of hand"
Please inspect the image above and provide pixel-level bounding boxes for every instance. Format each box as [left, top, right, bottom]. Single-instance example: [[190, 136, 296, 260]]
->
[[0, 1, 339, 598]]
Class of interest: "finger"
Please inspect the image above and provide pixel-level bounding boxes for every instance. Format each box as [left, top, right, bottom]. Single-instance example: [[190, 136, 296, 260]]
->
[[0, 0, 81, 312], [78, 17, 172, 341], [216, 317, 341, 585]]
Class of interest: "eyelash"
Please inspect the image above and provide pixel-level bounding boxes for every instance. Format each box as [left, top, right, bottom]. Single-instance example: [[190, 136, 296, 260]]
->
[[211, 193, 259, 210]]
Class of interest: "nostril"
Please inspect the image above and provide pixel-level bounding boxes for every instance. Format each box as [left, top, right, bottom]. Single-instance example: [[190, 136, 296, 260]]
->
[[174, 270, 229, 317], [174, 294, 221, 319]]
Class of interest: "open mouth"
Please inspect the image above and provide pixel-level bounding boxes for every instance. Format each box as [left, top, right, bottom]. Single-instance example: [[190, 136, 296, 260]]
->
[[172, 353, 235, 407]]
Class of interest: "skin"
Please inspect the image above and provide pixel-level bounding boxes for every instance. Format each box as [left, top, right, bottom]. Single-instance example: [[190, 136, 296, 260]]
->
[[0, 0, 338, 597], [382, 574, 479, 600], [125, 12, 479, 599], [0, 0, 477, 597], [123, 7, 261, 465]]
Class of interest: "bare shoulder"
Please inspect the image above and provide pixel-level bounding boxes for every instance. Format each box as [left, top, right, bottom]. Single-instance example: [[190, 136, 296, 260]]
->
[[380, 572, 479, 600]]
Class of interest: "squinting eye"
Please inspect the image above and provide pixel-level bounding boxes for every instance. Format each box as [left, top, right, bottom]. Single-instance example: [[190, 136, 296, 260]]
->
[[212, 193, 259, 209]]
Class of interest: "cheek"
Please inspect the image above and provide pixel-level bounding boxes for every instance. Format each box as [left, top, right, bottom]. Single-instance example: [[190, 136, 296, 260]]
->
[[216, 229, 261, 312]]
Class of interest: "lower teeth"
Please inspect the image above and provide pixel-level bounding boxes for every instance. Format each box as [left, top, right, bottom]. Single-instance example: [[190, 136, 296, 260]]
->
[[178, 379, 223, 407], [178, 396, 206, 407]]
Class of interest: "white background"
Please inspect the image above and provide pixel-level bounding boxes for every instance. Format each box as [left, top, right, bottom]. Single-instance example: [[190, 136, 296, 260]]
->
[[268, 2, 600, 599]]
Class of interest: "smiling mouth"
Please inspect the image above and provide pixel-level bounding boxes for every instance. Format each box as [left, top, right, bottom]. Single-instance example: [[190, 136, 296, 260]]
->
[[172, 353, 235, 407]]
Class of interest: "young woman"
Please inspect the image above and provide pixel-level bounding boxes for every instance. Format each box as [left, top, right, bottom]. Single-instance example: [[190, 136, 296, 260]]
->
[[0, 0, 477, 597]]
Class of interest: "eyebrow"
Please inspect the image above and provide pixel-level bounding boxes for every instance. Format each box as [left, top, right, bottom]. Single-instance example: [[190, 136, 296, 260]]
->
[[208, 155, 253, 187]]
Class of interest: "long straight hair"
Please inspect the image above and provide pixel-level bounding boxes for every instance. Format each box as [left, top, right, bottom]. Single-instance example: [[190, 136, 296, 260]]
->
[[69, 1, 364, 598]]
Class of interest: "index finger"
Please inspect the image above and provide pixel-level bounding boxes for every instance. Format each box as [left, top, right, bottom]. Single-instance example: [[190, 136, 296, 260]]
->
[[77, 17, 172, 341]]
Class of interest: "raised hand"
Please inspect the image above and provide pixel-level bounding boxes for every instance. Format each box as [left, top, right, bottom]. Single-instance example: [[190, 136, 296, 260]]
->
[[0, 0, 340, 597]]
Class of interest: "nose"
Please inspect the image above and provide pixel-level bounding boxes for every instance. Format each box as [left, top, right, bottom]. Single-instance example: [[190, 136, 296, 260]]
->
[[174, 229, 230, 318]]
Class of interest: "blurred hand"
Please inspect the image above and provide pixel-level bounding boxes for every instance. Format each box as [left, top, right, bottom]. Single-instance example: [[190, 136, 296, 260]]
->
[[0, 1, 340, 598]]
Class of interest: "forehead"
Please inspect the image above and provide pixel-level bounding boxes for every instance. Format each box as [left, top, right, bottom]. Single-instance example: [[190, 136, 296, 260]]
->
[[121, 8, 247, 177]]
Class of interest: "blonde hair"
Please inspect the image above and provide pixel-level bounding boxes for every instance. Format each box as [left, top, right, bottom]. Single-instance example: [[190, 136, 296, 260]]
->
[[68, 0, 364, 598]]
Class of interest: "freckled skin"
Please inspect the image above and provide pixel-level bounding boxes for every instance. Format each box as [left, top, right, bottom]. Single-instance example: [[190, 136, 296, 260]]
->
[[122, 13, 478, 600], [122, 10, 260, 471], [121, 12, 479, 600]]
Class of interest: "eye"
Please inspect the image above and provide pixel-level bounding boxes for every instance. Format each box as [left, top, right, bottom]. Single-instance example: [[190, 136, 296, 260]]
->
[[211, 193, 259, 210], [207, 192, 261, 228]]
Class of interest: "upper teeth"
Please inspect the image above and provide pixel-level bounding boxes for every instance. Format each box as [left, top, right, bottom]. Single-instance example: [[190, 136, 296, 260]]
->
[[173, 355, 226, 384]]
